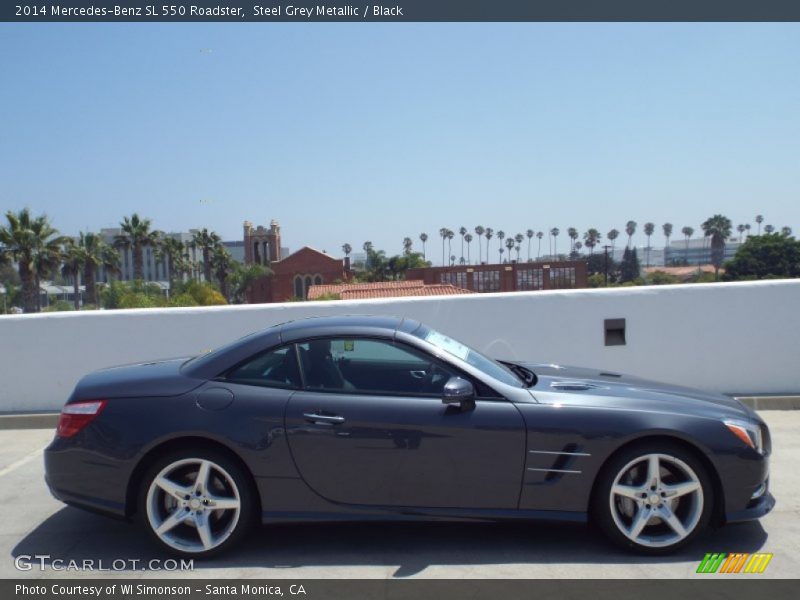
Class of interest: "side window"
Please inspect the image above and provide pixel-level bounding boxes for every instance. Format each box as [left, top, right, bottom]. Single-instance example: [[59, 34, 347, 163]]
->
[[296, 338, 460, 396], [225, 345, 301, 389]]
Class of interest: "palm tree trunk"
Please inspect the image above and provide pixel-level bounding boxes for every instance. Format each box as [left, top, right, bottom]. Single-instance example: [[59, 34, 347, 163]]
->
[[134, 244, 144, 280], [203, 248, 212, 281], [85, 264, 97, 306], [72, 272, 80, 310], [20, 264, 37, 313]]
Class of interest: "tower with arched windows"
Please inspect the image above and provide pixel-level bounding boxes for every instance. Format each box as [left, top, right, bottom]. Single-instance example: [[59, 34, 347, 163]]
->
[[243, 219, 282, 265]]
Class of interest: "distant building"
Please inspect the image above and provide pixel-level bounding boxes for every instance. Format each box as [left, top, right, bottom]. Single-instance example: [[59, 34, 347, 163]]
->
[[222, 241, 245, 263], [308, 280, 472, 301], [96, 228, 199, 284], [664, 237, 742, 266], [406, 260, 588, 293], [248, 246, 354, 303]]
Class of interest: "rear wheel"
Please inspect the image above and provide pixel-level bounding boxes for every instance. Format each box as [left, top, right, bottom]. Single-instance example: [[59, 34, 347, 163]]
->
[[593, 442, 713, 554], [138, 449, 255, 558]]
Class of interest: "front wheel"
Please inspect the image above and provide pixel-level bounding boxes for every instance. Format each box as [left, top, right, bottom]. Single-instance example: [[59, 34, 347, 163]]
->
[[138, 449, 256, 558], [593, 442, 713, 554]]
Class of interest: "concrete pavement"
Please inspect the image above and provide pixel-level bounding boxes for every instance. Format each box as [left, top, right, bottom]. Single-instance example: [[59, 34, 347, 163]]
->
[[1, 413, 798, 579]]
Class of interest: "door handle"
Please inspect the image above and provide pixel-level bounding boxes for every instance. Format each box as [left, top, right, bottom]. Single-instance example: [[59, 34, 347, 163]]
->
[[410, 370, 427, 379], [303, 412, 345, 425]]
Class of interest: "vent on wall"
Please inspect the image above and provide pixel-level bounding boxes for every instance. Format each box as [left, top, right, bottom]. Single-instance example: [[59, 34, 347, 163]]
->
[[605, 318, 626, 346]]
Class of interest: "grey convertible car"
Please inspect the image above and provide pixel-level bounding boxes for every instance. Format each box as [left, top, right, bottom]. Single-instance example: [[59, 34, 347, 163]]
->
[[45, 315, 774, 557]]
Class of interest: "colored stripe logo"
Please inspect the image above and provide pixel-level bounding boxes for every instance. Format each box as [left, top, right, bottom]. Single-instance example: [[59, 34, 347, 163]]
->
[[697, 552, 773, 574]]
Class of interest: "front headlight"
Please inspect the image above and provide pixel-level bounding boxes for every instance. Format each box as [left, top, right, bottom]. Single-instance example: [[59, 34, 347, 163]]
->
[[724, 419, 764, 454]]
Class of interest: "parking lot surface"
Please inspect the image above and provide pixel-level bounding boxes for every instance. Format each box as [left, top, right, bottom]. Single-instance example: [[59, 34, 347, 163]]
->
[[1, 413, 798, 579]]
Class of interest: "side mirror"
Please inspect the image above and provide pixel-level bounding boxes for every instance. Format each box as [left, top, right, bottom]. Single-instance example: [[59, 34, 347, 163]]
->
[[442, 377, 475, 408]]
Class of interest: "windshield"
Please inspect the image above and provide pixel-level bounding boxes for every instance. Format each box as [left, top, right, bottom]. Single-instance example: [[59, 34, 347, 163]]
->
[[410, 325, 523, 388]]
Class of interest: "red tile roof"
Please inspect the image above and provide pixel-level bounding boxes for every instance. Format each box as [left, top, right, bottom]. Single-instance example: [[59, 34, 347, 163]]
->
[[308, 280, 472, 300]]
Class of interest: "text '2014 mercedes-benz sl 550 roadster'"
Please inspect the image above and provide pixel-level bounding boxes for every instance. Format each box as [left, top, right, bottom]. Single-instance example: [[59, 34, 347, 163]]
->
[[45, 315, 774, 557]]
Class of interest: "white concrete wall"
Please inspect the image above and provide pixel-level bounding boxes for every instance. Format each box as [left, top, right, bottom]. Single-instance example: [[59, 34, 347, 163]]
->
[[1, 280, 798, 413]]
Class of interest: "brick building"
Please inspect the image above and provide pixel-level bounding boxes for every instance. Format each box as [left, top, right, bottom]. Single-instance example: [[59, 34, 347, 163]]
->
[[244, 220, 282, 265], [405, 260, 588, 293], [248, 246, 353, 303]]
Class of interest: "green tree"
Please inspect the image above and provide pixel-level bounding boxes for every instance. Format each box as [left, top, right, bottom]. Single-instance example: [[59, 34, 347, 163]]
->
[[755, 214, 764, 235], [61, 240, 85, 310], [681, 226, 694, 263], [458, 227, 467, 263], [619, 247, 641, 282], [643, 222, 655, 267], [549, 227, 560, 257], [0, 209, 66, 312], [625, 220, 637, 248], [341, 243, 352, 258], [484, 228, 494, 262], [464, 233, 473, 264], [191, 228, 222, 283], [567, 227, 578, 253], [82, 232, 119, 306], [474, 226, 484, 263], [701, 214, 733, 280], [526, 229, 534, 261], [607, 228, 619, 253], [536, 231, 543, 258], [210, 245, 234, 300], [229, 263, 271, 304], [583, 228, 601, 254], [155, 234, 187, 293], [116, 214, 158, 280], [724, 233, 800, 280], [418, 233, 428, 261]]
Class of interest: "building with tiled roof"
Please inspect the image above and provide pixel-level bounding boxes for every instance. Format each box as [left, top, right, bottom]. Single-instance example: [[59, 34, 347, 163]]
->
[[307, 280, 472, 301]]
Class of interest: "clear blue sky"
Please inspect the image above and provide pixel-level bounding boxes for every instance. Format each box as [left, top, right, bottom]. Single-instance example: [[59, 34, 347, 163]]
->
[[1, 23, 798, 262]]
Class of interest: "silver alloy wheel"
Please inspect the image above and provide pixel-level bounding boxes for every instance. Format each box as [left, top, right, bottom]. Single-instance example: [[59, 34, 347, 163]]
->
[[609, 453, 704, 548], [146, 458, 241, 553]]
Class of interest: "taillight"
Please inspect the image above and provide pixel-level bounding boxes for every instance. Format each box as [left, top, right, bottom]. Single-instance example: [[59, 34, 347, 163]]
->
[[56, 400, 107, 438]]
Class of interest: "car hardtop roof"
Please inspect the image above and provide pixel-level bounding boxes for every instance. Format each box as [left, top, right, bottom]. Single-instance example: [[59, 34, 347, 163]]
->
[[278, 314, 420, 342]]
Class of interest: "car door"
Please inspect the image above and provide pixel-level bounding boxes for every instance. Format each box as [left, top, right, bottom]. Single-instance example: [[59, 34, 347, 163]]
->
[[284, 337, 527, 509]]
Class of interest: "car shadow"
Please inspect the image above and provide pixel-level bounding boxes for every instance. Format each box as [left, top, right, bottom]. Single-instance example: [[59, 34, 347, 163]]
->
[[12, 507, 769, 577]]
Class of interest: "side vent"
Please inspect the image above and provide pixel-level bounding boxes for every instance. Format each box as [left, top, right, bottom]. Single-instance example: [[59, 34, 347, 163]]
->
[[550, 381, 598, 391]]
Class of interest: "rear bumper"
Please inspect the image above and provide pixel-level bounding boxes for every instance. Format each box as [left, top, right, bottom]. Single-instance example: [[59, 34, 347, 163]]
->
[[44, 442, 129, 519]]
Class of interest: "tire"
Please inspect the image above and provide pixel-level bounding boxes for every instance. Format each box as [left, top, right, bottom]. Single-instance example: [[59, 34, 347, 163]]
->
[[592, 441, 713, 554], [137, 448, 256, 558]]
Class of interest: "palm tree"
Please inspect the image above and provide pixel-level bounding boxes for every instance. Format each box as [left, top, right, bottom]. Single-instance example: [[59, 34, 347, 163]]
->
[[116, 214, 158, 280], [781, 226, 792, 236], [496, 231, 505, 262], [736, 224, 746, 242], [191, 228, 222, 283], [755, 214, 764, 235], [210, 245, 233, 300], [681, 226, 694, 263], [61, 240, 85, 310], [446, 229, 455, 264], [663, 223, 673, 250], [341, 243, 352, 258], [567, 227, 578, 253], [402, 237, 413, 256], [362, 241, 374, 269], [485, 228, 494, 262], [526, 229, 534, 261], [505, 237, 515, 262], [498, 247, 504, 262], [550, 228, 560, 257], [438, 228, 448, 266], [458, 227, 467, 263], [464, 233, 473, 264], [418, 233, 428, 261], [764, 224, 775, 234], [744, 223, 751, 238], [643, 222, 655, 267], [82, 232, 119, 306], [155, 234, 186, 293], [625, 220, 637, 248], [514, 233, 524, 261], [583, 228, 601, 255], [0, 209, 66, 312], [607, 229, 619, 253], [474, 226, 485, 263], [536, 231, 543, 258], [701, 214, 733, 280]]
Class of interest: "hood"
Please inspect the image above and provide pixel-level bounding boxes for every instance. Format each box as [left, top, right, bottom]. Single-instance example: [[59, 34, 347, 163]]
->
[[68, 358, 205, 403], [521, 362, 753, 418]]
